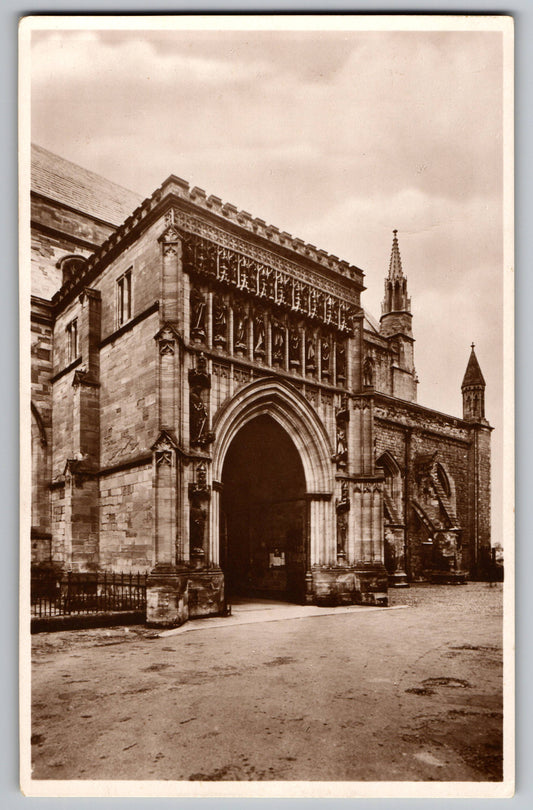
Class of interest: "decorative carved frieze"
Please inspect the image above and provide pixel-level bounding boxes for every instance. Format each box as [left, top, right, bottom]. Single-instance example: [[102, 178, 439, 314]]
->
[[234, 366, 251, 384], [212, 361, 230, 379], [180, 228, 358, 334]]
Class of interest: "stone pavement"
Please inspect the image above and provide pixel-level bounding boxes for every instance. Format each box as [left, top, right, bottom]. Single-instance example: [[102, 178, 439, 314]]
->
[[29, 583, 504, 785]]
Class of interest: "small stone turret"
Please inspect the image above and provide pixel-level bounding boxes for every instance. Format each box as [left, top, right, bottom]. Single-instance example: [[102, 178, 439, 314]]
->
[[380, 230, 417, 401], [462, 344, 486, 421]]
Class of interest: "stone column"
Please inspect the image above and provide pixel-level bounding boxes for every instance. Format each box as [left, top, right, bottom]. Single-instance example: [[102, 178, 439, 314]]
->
[[147, 225, 189, 627]]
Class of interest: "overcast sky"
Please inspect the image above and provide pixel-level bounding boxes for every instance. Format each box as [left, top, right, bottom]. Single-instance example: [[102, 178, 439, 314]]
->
[[30, 25, 507, 542]]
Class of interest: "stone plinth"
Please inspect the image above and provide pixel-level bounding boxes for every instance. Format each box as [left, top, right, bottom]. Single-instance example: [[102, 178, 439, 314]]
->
[[146, 566, 189, 627], [187, 569, 225, 618], [354, 562, 389, 606]]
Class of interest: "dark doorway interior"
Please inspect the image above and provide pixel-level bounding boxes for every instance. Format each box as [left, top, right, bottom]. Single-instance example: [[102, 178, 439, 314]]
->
[[221, 415, 307, 602]]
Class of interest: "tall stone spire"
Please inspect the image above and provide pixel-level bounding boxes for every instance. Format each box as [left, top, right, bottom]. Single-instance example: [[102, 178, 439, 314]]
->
[[462, 343, 486, 421], [379, 230, 416, 402], [381, 230, 411, 320]]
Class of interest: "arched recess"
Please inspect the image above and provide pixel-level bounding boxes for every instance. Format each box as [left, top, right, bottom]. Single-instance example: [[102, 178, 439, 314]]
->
[[376, 450, 402, 520], [209, 377, 335, 569]]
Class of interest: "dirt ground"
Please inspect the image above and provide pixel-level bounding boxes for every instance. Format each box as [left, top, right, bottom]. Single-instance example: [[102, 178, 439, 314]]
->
[[29, 582, 503, 783]]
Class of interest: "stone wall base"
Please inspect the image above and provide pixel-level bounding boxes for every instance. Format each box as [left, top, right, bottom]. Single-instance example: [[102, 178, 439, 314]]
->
[[188, 569, 225, 618], [311, 564, 389, 607], [146, 566, 189, 628]]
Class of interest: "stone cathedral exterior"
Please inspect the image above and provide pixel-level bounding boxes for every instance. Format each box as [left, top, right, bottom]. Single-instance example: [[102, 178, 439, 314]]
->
[[30, 145, 492, 626]]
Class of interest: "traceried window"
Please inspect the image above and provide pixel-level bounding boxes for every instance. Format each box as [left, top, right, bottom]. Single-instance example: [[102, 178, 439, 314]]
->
[[66, 318, 78, 363], [117, 268, 132, 327]]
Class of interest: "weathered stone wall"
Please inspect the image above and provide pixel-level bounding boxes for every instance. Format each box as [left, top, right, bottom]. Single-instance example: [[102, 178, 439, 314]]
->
[[373, 396, 479, 579], [50, 484, 67, 564], [99, 312, 159, 468], [96, 219, 163, 339], [99, 464, 153, 571]]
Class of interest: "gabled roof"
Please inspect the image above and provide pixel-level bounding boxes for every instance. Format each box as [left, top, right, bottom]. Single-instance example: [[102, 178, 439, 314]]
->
[[31, 143, 143, 226], [461, 345, 486, 388]]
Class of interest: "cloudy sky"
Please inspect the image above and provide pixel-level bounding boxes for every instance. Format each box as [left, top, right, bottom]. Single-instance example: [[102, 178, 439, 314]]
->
[[29, 23, 508, 542]]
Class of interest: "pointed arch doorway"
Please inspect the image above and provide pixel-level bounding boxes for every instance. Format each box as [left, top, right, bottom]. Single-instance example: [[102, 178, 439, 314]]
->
[[220, 414, 307, 603]]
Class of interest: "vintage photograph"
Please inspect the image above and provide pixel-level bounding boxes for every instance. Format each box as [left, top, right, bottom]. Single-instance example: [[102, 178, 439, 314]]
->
[[20, 15, 514, 798]]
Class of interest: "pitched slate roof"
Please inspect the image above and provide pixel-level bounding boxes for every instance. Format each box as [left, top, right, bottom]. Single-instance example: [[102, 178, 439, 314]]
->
[[31, 144, 143, 226], [461, 345, 486, 388]]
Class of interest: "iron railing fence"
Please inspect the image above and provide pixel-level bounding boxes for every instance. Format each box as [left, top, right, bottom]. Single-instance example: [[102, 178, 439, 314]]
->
[[31, 570, 147, 618]]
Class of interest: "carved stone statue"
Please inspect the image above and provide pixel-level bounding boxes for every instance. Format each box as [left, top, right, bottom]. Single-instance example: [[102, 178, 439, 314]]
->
[[337, 512, 348, 560], [190, 287, 206, 340], [363, 357, 374, 388], [254, 311, 265, 356], [289, 326, 301, 367], [234, 305, 247, 352], [336, 425, 348, 465], [306, 333, 316, 371], [321, 337, 331, 376], [336, 341, 346, 380], [190, 387, 208, 443], [212, 295, 227, 346], [272, 320, 285, 364], [190, 503, 207, 557]]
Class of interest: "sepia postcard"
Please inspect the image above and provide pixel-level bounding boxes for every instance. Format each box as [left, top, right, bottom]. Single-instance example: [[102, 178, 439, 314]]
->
[[19, 14, 514, 799]]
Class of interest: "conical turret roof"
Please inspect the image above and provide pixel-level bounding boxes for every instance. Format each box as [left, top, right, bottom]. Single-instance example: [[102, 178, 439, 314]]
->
[[388, 229, 404, 279], [462, 344, 486, 388]]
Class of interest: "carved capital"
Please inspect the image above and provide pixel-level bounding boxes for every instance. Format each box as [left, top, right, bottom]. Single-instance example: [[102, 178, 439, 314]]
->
[[154, 323, 181, 356], [152, 430, 177, 466], [158, 223, 182, 248]]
